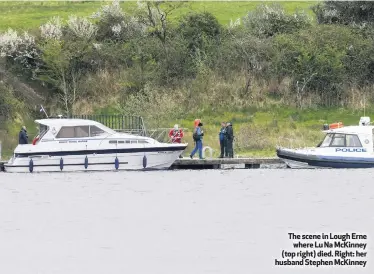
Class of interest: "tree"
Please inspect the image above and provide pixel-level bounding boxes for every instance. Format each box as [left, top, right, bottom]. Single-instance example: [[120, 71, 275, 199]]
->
[[225, 24, 273, 95], [37, 40, 82, 115], [273, 25, 374, 106], [178, 12, 221, 55], [312, 1, 374, 25], [135, 0, 186, 84], [92, 0, 145, 43], [243, 4, 311, 38]]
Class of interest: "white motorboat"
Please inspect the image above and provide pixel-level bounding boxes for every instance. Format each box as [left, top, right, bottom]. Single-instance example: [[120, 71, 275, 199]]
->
[[276, 117, 374, 169], [4, 118, 187, 172]]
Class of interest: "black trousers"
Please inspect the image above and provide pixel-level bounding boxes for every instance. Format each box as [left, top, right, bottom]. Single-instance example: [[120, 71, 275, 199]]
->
[[226, 140, 233, 158], [220, 139, 226, 157]]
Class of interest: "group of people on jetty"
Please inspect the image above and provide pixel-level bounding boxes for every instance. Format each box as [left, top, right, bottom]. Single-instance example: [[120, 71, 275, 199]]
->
[[168, 119, 234, 159]]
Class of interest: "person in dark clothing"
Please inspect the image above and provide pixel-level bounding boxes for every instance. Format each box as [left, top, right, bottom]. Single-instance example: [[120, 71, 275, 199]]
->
[[18, 126, 28, 144], [190, 122, 204, 159], [218, 122, 226, 158], [225, 122, 234, 158]]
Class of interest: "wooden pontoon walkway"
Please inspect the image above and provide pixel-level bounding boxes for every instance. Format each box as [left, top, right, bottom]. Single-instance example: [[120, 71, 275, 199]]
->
[[171, 157, 283, 169], [0, 158, 283, 172]]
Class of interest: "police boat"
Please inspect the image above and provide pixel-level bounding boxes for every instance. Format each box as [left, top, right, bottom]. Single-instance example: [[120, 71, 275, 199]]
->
[[276, 117, 374, 168], [4, 118, 187, 173]]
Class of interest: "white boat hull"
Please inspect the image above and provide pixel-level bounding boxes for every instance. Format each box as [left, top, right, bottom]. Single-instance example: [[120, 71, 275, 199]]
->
[[5, 117, 189, 173], [4, 150, 182, 173]]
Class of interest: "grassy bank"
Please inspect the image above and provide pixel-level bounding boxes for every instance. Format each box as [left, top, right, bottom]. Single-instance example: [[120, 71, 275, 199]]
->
[[1, 106, 368, 161], [3, 107, 368, 158], [0, 1, 318, 31], [153, 107, 371, 158]]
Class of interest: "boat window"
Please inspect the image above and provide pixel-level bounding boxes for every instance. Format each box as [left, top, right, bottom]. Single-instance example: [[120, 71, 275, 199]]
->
[[75, 126, 89, 137], [346, 134, 362, 147], [56, 127, 75, 138], [330, 133, 346, 147], [56, 126, 89, 138], [320, 133, 333, 147], [39, 124, 48, 135], [38, 124, 49, 139], [90, 125, 108, 137], [109, 140, 117, 144]]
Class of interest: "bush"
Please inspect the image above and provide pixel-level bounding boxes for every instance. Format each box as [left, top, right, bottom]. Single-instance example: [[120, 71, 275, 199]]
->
[[272, 25, 374, 106], [243, 4, 312, 38], [312, 1, 374, 25]]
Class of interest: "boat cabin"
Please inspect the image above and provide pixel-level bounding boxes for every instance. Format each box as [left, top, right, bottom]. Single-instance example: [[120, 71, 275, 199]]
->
[[31, 119, 151, 145], [318, 125, 374, 152], [32, 119, 115, 143]]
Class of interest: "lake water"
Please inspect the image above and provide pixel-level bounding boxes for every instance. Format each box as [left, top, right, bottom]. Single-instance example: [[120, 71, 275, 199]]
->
[[0, 169, 373, 274]]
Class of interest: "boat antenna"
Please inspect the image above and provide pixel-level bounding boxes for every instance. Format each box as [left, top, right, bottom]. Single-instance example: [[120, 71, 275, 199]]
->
[[39, 105, 49, 118]]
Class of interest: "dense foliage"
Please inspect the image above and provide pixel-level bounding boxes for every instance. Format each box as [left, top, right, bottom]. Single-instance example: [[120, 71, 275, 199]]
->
[[1, 0, 374, 118]]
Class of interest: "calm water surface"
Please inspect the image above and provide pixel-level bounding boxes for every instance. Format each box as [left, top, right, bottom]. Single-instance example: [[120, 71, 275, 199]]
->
[[0, 169, 373, 274]]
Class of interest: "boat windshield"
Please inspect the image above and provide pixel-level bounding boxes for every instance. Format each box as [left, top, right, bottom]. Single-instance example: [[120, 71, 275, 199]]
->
[[39, 124, 48, 136], [319, 133, 363, 147], [35, 124, 48, 139], [320, 133, 334, 147]]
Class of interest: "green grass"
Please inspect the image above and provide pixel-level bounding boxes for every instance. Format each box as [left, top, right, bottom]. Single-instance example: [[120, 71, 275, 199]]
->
[[0, 106, 369, 160], [0, 1, 319, 31], [151, 107, 371, 158]]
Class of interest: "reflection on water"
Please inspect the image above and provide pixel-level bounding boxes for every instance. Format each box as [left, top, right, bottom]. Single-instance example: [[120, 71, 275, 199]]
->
[[0, 169, 373, 274]]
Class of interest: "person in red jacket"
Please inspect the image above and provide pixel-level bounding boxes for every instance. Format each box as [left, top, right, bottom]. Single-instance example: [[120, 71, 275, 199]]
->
[[169, 124, 184, 158], [169, 124, 184, 143]]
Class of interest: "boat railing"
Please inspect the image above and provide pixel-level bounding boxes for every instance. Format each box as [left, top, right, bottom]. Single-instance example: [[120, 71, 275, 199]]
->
[[68, 114, 191, 143], [69, 114, 147, 136]]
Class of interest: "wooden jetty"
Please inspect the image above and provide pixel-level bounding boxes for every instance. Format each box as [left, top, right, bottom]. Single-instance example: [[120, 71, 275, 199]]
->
[[0, 158, 283, 172], [171, 157, 283, 169]]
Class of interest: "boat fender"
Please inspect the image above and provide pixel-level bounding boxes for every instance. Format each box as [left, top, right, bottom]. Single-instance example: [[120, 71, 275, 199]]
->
[[29, 158, 33, 173], [60, 157, 63, 171], [143, 155, 147, 169], [115, 157, 119, 170], [84, 156, 88, 169]]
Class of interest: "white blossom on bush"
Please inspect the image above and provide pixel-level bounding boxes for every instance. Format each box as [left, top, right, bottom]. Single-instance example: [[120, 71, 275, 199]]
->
[[323, 9, 338, 18], [111, 23, 122, 36], [40, 16, 62, 40], [0, 28, 39, 69], [243, 4, 311, 37], [93, 43, 102, 50], [67, 15, 97, 40], [91, 0, 124, 19]]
